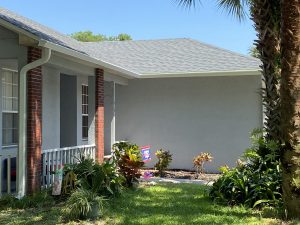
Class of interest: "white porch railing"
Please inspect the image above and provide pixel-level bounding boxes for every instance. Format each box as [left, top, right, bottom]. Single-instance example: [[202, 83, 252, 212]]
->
[[0, 151, 17, 195], [41, 145, 96, 188]]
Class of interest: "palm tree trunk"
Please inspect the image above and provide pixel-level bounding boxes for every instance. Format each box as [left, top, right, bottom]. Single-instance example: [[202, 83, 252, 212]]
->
[[280, 0, 300, 218], [251, 0, 281, 141]]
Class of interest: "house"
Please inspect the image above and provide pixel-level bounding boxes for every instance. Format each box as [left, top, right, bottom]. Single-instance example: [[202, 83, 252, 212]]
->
[[0, 7, 262, 197]]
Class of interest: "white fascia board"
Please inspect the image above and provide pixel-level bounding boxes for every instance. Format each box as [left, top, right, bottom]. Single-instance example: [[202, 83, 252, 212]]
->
[[139, 70, 261, 78], [38, 40, 139, 78]]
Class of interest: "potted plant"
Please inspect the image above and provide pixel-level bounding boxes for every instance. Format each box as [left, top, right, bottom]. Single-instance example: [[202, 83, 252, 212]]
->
[[65, 188, 104, 220]]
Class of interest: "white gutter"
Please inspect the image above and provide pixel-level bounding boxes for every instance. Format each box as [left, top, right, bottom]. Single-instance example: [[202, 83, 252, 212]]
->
[[139, 70, 261, 79], [17, 47, 52, 198]]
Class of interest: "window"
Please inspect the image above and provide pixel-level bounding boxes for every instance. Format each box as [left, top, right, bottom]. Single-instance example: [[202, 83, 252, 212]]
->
[[2, 70, 18, 146], [82, 85, 88, 140]]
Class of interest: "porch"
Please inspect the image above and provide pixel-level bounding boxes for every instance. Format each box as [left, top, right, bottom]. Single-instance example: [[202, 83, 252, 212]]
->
[[0, 47, 124, 197], [0, 20, 127, 197], [0, 144, 96, 194]]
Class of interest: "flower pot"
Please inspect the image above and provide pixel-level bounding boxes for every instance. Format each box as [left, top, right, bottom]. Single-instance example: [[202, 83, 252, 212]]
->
[[86, 202, 101, 220]]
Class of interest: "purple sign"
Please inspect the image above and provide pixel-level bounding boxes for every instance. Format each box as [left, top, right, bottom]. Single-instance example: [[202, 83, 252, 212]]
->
[[141, 145, 151, 162]]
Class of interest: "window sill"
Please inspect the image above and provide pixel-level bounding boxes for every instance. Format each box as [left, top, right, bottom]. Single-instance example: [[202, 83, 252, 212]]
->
[[2, 145, 18, 149]]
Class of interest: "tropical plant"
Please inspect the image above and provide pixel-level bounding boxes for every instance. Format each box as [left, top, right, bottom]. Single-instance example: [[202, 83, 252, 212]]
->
[[62, 157, 124, 196], [210, 130, 282, 209], [62, 168, 77, 195], [279, 0, 300, 218], [193, 152, 213, 177], [64, 188, 105, 220], [155, 149, 173, 177], [112, 142, 145, 187]]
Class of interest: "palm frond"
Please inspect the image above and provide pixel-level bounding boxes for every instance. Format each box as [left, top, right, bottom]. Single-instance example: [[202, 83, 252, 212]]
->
[[174, 0, 202, 9], [217, 0, 249, 21]]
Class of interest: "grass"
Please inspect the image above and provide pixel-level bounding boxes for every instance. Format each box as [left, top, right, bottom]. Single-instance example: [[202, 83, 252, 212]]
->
[[0, 183, 297, 225]]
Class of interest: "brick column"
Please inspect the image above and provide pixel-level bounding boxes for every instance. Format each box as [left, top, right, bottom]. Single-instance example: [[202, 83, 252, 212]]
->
[[26, 47, 42, 194], [95, 68, 104, 163]]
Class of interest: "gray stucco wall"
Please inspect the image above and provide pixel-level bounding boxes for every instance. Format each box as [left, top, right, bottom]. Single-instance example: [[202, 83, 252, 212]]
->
[[42, 67, 60, 149], [59, 73, 94, 148], [114, 75, 262, 172], [0, 26, 26, 68], [59, 74, 77, 148], [104, 81, 113, 154]]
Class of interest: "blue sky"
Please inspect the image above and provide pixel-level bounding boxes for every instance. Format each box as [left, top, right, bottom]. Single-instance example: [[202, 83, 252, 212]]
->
[[1, 0, 256, 55]]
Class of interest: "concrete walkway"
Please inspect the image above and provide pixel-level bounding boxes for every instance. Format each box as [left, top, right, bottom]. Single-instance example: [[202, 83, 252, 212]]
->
[[139, 177, 214, 186]]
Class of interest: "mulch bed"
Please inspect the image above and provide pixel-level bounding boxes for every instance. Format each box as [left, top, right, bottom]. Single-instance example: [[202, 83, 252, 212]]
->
[[141, 169, 220, 182]]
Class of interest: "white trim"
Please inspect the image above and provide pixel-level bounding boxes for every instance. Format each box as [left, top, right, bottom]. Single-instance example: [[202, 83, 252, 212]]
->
[[2, 144, 18, 149], [139, 70, 261, 78], [42, 144, 96, 153], [1, 68, 18, 73]]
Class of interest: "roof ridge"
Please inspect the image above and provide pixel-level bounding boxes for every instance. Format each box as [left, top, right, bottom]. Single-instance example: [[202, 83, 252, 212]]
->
[[187, 38, 259, 62], [0, 7, 81, 44], [83, 38, 190, 44]]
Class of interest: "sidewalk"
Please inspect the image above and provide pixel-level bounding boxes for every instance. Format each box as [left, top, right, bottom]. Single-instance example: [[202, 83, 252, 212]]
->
[[139, 177, 214, 186]]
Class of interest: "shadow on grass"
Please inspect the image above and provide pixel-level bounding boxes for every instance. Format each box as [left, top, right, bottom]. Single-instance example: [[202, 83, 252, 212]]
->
[[0, 206, 64, 225], [0, 183, 286, 225], [104, 183, 278, 225]]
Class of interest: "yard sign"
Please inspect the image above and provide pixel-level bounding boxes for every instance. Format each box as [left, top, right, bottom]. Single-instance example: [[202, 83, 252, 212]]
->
[[141, 145, 151, 162]]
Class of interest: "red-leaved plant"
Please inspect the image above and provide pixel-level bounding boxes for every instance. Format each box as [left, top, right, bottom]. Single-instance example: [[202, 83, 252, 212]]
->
[[112, 142, 144, 187]]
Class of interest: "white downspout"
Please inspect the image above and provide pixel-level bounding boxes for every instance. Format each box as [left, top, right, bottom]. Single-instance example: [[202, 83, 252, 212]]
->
[[17, 47, 51, 198], [111, 81, 116, 148]]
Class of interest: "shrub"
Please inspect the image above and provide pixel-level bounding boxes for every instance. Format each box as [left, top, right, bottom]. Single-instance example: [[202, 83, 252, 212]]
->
[[62, 157, 124, 196], [64, 188, 105, 220], [0, 194, 18, 209], [193, 152, 213, 177], [112, 142, 144, 187], [209, 129, 282, 209], [155, 149, 172, 177]]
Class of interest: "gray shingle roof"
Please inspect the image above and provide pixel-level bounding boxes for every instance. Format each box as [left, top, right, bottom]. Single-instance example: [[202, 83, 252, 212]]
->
[[0, 7, 87, 54], [84, 39, 260, 75], [0, 7, 260, 76]]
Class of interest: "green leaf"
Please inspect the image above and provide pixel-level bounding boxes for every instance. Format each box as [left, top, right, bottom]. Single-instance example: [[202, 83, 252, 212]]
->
[[253, 199, 271, 208]]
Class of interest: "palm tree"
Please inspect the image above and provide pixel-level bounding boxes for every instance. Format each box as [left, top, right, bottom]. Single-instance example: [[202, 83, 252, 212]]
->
[[176, 0, 300, 219], [279, 0, 300, 218], [250, 0, 281, 142]]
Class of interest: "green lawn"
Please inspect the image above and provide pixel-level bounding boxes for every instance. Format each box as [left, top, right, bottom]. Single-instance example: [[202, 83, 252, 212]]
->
[[0, 183, 295, 225]]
